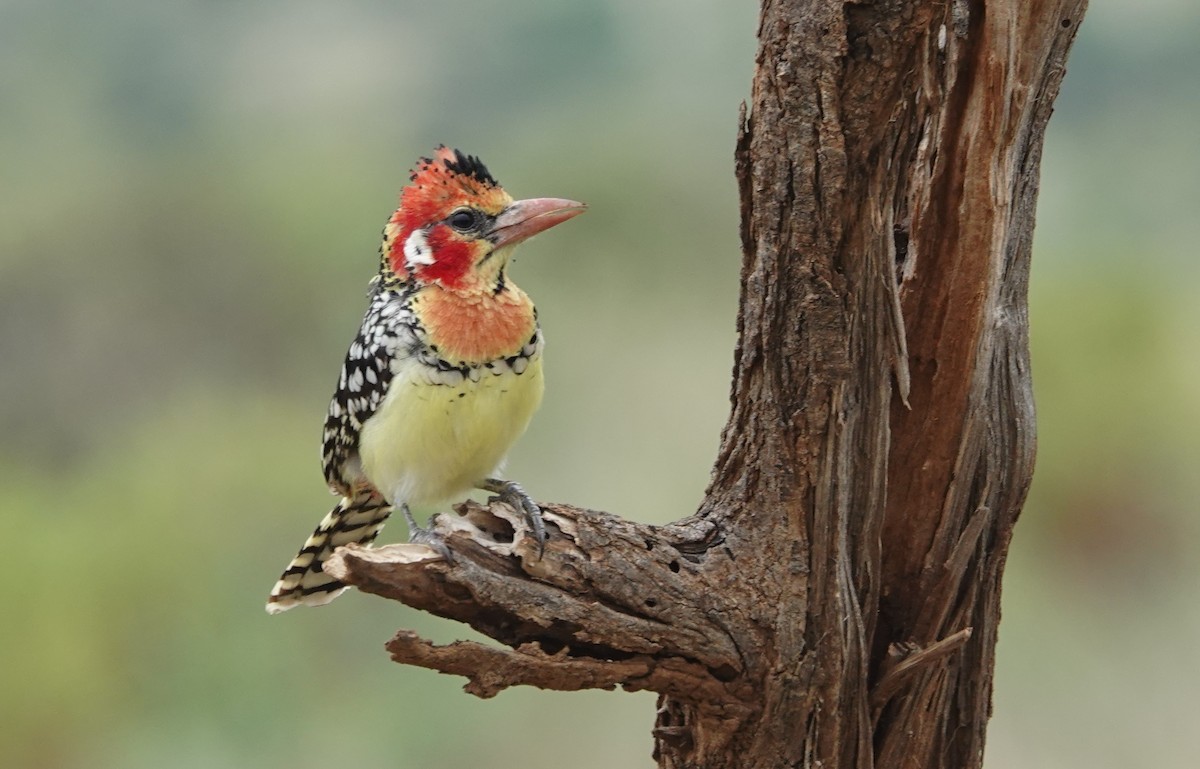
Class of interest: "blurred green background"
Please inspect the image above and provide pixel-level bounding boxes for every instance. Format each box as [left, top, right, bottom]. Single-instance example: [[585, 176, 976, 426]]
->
[[2, 1, 1196, 767]]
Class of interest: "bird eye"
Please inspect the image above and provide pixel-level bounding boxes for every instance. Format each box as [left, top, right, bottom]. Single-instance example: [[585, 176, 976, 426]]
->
[[448, 209, 479, 232]]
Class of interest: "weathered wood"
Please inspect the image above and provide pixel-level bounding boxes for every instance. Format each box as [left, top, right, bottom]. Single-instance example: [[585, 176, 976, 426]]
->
[[325, 501, 751, 719], [329, 1, 1087, 766]]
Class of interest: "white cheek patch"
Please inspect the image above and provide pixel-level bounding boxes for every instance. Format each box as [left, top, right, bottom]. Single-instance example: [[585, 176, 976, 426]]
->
[[404, 229, 435, 268]]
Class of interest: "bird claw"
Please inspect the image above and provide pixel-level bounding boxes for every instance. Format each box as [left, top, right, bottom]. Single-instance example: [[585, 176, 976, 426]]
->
[[402, 505, 452, 561], [479, 478, 546, 556]]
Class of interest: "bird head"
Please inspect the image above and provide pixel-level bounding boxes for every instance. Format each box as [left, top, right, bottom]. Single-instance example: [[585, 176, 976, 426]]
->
[[381, 147, 586, 293]]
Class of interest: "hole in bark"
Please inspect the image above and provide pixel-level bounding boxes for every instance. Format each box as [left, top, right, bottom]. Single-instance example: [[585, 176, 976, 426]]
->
[[462, 504, 515, 543], [893, 223, 910, 283], [644, 539, 655, 551], [668, 560, 680, 573], [645, 597, 657, 608], [1061, 18, 1071, 28], [487, 518, 515, 543]]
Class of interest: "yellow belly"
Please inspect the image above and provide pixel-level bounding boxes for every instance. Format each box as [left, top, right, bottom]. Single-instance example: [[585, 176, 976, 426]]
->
[[357, 356, 544, 507]]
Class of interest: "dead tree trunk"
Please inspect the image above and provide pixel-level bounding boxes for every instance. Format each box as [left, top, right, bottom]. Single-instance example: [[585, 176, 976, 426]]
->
[[323, 1, 1087, 767]]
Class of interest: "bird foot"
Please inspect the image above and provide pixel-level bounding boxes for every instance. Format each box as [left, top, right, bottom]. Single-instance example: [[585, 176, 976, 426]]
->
[[401, 505, 452, 561], [478, 478, 546, 555]]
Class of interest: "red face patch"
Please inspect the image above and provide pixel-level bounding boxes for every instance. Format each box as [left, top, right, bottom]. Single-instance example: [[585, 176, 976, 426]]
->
[[411, 224, 476, 288]]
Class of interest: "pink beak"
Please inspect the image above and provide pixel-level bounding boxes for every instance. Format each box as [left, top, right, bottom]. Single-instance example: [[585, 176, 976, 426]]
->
[[489, 197, 587, 249]]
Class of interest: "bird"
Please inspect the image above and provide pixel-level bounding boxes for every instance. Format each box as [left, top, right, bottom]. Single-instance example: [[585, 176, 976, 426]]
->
[[266, 146, 586, 613]]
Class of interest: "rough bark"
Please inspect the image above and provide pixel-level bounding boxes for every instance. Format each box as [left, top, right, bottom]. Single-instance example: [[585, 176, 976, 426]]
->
[[324, 1, 1087, 766]]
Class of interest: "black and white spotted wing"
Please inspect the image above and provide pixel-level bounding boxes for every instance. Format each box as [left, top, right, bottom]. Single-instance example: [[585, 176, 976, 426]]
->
[[320, 285, 420, 495]]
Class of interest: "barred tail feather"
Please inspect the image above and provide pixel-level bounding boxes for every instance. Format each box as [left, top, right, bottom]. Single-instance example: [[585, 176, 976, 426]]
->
[[266, 489, 392, 614]]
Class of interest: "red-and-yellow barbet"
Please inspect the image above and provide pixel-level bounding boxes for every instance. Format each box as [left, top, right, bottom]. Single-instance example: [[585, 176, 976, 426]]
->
[[267, 147, 585, 613]]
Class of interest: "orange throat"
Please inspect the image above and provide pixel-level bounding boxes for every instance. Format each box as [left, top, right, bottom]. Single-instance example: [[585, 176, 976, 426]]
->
[[413, 284, 537, 363]]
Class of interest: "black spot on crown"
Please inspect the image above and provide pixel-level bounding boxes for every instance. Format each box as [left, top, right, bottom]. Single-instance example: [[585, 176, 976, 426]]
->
[[439, 146, 500, 188]]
